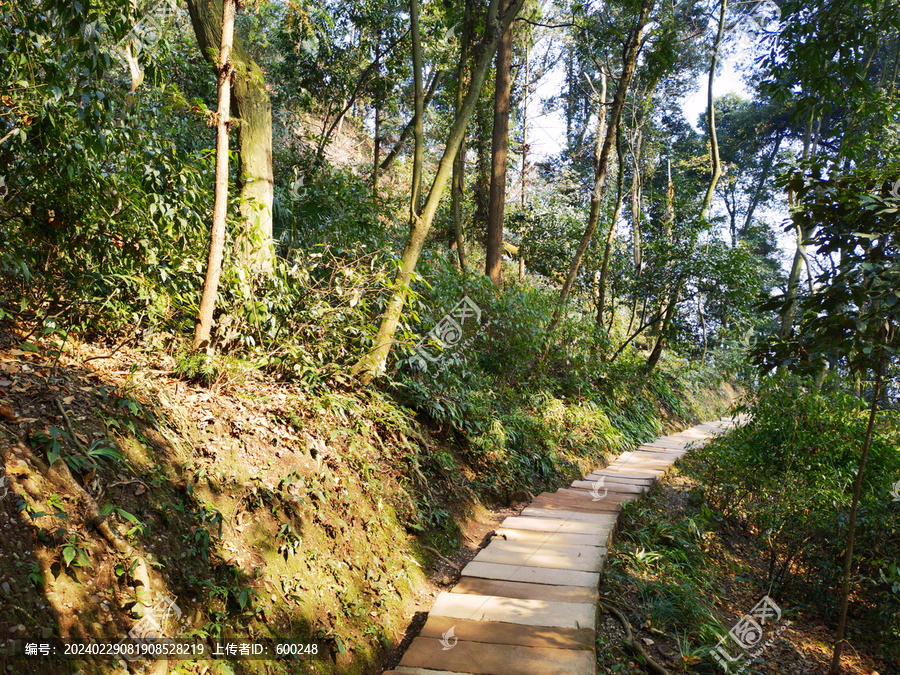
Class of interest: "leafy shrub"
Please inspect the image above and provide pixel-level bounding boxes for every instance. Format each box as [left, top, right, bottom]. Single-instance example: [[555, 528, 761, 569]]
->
[[692, 375, 900, 642]]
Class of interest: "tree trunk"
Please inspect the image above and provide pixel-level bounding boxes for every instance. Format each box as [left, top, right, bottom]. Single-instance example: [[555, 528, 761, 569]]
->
[[700, 0, 727, 221], [742, 132, 783, 235], [451, 0, 473, 270], [597, 123, 625, 331], [780, 224, 806, 341], [543, 0, 655, 341], [409, 0, 425, 217], [521, 41, 529, 208], [630, 126, 643, 272], [352, 0, 526, 383], [186, 0, 273, 271], [780, 109, 816, 345], [645, 279, 683, 373], [193, 0, 235, 351], [372, 33, 382, 199], [486, 0, 513, 287], [829, 353, 885, 673]]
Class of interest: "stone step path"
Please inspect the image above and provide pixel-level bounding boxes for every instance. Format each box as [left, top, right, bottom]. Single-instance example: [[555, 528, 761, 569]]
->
[[385, 418, 738, 675]]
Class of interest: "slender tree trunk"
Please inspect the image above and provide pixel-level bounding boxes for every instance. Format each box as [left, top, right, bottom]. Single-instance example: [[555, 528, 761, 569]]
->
[[781, 109, 816, 345], [742, 132, 783, 234], [474, 108, 491, 232], [829, 353, 885, 673], [186, 0, 273, 271], [645, 279, 683, 372], [780, 225, 806, 341], [451, 0, 472, 270], [486, 0, 513, 287], [352, 0, 525, 383], [645, 0, 724, 370], [193, 0, 235, 351], [409, 0, 425, 217], [700, 0, 727, 221], [630, 126, 643, 272], [543, 0, 655, 342], [521, 42, 530, 208], [372, 32, 382, 199], [597, 124, 625, 331]]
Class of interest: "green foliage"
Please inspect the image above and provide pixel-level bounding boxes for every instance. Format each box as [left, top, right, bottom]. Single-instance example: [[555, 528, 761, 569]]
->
[[608, 495, 727, 663], [759, 167, 900, 375], [692, 376, 900, 639]]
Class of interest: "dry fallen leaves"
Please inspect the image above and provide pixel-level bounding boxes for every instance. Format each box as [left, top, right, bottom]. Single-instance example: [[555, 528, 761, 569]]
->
[[0, 402, 17, 422]]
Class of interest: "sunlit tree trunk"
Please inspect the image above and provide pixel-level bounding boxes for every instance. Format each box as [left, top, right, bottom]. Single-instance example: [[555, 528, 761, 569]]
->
[[187, 0, 273, 271], [597, 123, 625, 331], [451, 0, 473, 270], [352, 0, 526, 383], [409, 0, 425, 217], [486, 0, 513, 287], [193, 0, 235, 351]]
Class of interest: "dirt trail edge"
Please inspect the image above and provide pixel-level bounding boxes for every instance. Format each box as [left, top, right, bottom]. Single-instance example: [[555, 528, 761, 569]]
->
[[383, 417, 741, 675]]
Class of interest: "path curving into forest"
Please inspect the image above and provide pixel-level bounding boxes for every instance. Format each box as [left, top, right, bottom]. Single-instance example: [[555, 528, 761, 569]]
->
[[384, 418, 741, 675]]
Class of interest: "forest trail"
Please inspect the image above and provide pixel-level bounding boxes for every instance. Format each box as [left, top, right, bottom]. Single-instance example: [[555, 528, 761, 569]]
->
[[384, 418, 741, 675]]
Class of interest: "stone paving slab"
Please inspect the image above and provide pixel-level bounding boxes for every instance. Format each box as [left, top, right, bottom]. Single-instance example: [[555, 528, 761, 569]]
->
[[396, 637, 596, 675], [636, 445, 689, 454], [585, 470, 658, 483], [528, 498, 624, 515], [388, 419, 734, 675], [388, 668, 474, 675], [473, 540, 605, 572], [451, 577, 598, 604], [569, 479, 646, 494], [430, 592, 596, 629], [602, 463, 669, 474], [533, 491, 632, 509], [608, 456, 673, 468], [495, 527, 609, 548], [498, 516, 612, 536], [520, 507, 620, 524], [555, 487, 641, 503], [460, 561, 600, 588], [630, 449, 685, 458], [635, 437, 688, 448], [419, 616, 596, 649], [533, 491, 628, 506]]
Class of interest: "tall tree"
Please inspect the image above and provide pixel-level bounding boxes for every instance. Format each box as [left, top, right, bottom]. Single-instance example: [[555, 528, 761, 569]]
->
[[544, 0, 656, 341], [485, 0, 514, 286], [187, 0, 273, 270], [352, 0, 526, 383], [193, 0, 235, 351], [646, 0, 727, 372], [409, 0, 425, 216], [451, 0, 474, 270]]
